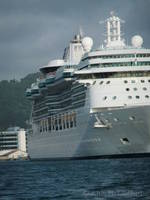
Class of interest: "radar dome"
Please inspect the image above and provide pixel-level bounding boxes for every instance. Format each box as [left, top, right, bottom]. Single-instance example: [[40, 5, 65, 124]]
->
[[82, 37, 93, 52], [131, 35, 143, 48]]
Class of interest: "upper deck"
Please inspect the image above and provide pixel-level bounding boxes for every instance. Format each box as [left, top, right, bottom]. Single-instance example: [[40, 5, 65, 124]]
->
[[26, 12, 150, 101]]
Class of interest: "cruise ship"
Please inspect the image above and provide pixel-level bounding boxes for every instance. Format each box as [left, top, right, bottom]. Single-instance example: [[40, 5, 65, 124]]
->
[[26, 13, 150, 160]]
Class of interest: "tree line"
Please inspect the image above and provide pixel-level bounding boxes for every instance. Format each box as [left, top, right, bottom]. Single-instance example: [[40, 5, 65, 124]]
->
[[0, 73, 38, 131]]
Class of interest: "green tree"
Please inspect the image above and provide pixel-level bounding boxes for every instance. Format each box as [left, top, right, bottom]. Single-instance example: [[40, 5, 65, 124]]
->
[[0, 73, 39, 131]]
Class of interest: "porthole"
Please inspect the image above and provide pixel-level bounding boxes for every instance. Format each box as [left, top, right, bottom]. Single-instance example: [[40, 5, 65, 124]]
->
[[124, 80, 128, 83], [120, 138, 130, 144], [143, 87, 147, 91], [129, 116, 135, 120], [99, 81, 103, 85], [141, 80, 145, 83], [112, 96, 117, 100], [133, 88, 137, 91], [93, 81, 96, 85], [128, 96, 132, 99], [126, 88, 130, 91], [136, 95, 140, 99], [145, 95, 149, 98], [148, 80, 150, 83], [106, 81, 110, 84], [103, 96, 107, 100], [131, 80, 136, 83]]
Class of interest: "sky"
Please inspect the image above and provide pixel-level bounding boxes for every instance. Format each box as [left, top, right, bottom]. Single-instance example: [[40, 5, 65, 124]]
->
[[0, 0, 150, 80]]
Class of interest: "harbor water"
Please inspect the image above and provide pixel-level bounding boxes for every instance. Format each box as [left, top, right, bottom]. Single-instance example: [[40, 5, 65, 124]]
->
[[0, 157, 150, 199]]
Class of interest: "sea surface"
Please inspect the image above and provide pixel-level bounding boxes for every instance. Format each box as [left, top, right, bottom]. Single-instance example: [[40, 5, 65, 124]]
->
[[0, 158, 150, 200]]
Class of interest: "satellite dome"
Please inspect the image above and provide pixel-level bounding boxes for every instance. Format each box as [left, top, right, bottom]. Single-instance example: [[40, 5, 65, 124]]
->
[[131, 35, 143, 48], [82, 37, 93, 52]]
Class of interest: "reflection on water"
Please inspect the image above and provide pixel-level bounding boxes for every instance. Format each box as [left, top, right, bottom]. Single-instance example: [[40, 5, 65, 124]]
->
[[0, 158, 150, 199]]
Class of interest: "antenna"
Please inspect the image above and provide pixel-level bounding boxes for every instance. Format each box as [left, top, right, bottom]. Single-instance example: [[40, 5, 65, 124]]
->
[[79, 25, 84, 38], [110, 10, 115, 16]]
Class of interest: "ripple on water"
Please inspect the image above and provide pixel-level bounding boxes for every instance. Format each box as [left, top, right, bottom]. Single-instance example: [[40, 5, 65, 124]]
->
[[0, 158, 150, 200]]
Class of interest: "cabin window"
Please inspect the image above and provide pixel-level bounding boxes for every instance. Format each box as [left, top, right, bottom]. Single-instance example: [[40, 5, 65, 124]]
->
[[131, 80, 136, 83], [112, 96, 117, 100], [143, 87, 147, 91], [103, 96, 107, 100], [58, 115, 63, 130]]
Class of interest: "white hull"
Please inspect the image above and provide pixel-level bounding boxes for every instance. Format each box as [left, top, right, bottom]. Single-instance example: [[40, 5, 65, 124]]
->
[[28, 105, 150, 159]]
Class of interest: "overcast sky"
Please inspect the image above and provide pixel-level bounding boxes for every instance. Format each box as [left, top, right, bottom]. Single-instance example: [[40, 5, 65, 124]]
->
[[0, 0, 150, 80]]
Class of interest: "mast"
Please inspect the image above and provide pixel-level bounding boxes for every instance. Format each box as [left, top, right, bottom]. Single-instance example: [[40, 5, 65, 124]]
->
[[106, 11, 125, 48]]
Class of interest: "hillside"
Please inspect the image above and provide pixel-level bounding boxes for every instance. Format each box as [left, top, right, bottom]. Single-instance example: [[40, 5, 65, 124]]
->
[[0, 73, 39, 131]]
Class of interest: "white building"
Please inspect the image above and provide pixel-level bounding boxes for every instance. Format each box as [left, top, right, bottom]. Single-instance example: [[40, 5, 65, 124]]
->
[[0, 127, 27, 160]]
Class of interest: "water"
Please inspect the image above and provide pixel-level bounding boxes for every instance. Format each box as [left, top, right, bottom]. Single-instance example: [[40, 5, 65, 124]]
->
[[0, 158, 150, 200]]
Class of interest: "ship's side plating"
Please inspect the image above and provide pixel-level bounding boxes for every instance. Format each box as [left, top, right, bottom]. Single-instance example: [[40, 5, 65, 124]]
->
[[28, 77, 150, 159]]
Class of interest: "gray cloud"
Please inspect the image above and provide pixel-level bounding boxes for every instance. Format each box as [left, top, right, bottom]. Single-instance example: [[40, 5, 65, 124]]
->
[[0, 0, 150, 80]]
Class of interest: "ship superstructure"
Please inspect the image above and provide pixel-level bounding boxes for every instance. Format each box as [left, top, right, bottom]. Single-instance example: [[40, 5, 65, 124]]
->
[[26, 13, 150, 159]]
